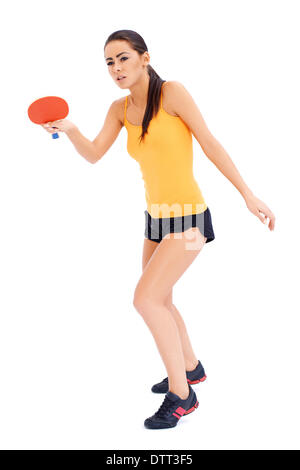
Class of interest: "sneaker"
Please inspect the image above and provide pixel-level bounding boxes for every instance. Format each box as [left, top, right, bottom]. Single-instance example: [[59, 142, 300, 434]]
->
[[151, 360, 207, 393], [144, 383, 199, 429]]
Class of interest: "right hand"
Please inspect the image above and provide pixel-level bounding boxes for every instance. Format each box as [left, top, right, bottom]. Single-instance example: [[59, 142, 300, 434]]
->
[[40, 119, 78, 136]]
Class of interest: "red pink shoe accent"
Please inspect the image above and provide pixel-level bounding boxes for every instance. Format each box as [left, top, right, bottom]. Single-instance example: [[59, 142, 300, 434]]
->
[[172, 401, 199, 419], [175, 406, 186, 416], [187, 375, 207, 384], [184, 400, 199, 415]]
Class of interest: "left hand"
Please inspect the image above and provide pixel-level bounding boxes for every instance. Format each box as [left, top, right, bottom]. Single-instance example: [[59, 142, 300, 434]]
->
[[244, 194, 275, 231]]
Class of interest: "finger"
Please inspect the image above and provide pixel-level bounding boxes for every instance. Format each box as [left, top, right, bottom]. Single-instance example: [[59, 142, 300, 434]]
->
[[264, 209, 275, 230], [257, 210, 265, 223], [262, 204, 275, 220], [269, 216, 275, 231]]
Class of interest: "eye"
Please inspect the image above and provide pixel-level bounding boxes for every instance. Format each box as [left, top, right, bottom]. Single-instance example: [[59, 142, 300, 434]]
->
[[107, 57, 128, 66]]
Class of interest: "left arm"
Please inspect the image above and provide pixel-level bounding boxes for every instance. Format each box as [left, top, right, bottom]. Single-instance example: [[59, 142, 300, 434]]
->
[[167, 81, 275, 231]]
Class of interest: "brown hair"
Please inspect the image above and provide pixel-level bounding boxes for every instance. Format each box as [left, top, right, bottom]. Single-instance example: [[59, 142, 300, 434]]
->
[[104, 29, 166, 143]]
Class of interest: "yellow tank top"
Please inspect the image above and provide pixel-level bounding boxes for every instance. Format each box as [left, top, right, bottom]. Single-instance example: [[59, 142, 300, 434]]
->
[[124, 82, 207, 218]]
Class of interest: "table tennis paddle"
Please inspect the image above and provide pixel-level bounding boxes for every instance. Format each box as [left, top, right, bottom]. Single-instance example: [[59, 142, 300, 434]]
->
[[27, 96, 69, 139]]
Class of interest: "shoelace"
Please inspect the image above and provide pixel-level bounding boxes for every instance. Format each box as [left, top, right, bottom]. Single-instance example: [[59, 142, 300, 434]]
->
[[155, 395, 178, 418]]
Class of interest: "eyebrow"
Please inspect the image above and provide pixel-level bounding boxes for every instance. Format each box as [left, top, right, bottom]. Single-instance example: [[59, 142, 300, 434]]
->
[[105, 51, 129, 62]]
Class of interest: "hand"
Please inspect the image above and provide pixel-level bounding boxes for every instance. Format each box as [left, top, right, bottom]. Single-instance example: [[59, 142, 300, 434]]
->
[[244, 194, 275, 231], [40, 119, 78, 135]]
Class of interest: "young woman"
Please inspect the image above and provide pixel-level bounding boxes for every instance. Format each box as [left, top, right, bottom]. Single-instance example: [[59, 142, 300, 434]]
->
[[42, 30, 275, 430]]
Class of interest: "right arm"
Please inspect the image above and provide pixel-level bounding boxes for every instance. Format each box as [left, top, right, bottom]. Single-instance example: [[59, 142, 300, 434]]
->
[[90, 99, 123, 163], [67, 99, 123, 164], [43, 99, 124, 164]]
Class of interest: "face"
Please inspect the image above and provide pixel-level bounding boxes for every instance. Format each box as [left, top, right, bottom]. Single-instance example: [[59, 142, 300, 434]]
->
[[104, 40, 150, 87]]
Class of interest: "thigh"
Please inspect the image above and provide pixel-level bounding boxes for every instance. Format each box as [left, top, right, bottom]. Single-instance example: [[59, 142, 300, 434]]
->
[[135, 228, 206, 306], [142, 238, 159, 271], [142, 238, 173, 307]]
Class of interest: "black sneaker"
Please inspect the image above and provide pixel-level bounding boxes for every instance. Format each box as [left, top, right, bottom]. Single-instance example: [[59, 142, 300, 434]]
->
[[144, 383, 199, 429], [151, 360, 206, 393]]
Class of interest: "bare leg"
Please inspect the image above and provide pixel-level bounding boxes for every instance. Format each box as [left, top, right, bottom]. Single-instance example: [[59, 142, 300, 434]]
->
[[135, 300, 190, 399], [135, 228, 206, 399], [168, 304, 199, 372], [142, 238, 201, 374]]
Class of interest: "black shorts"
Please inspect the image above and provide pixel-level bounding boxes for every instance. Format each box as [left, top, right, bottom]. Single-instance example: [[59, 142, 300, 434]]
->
[[144, 206, 215, 244]]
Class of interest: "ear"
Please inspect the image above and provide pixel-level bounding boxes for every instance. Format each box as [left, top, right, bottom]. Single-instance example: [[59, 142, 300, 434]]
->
[[143, 51, 150, 66]]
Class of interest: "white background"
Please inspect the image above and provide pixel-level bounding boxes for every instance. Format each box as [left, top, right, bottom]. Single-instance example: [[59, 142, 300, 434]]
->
[[1, 0, 299, 450]]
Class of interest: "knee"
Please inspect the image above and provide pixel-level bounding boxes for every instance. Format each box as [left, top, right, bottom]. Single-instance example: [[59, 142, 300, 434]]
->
[[133, 290, 174, 314], [133, 283, 167, 313], [132, 293, 142, 312], [133, 288, 152, 313]]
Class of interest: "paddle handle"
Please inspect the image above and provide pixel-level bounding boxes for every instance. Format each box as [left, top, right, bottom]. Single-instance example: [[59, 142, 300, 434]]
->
[[52, 132, 59, 139]]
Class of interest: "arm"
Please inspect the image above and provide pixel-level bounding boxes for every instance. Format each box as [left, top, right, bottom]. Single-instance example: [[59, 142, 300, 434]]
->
[[65, 127, 99, 164], [67, 99, 123, 163], [91, 99, 123, 162], [167, 81, 275, 230], [41, 121, 98, 164], [45, 99, 123, 164]]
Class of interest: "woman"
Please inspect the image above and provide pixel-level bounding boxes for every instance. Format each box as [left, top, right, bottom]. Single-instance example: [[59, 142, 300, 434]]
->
[[42, 29, 275, 430]]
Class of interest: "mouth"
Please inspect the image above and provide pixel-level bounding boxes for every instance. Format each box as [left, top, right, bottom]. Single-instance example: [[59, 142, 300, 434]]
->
[[117, 76, 126, 81]]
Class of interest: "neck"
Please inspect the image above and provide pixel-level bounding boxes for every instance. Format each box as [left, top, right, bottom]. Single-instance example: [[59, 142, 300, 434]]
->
[[128, 72, 150, 110]]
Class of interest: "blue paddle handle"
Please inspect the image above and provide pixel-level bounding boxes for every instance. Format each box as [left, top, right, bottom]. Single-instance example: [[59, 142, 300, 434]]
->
[[52, 132, 59, 139]]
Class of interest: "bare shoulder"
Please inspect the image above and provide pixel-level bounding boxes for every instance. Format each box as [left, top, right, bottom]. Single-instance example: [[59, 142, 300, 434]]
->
[[113, 96, 128, 126], [162, 81, 215, 151], [161, 80, 186, 116], [162, 80, 187, 97]]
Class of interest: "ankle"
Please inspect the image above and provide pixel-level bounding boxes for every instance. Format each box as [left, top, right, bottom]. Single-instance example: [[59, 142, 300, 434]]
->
[[185, 359, 199, 372], [169, 386, 190, 400]]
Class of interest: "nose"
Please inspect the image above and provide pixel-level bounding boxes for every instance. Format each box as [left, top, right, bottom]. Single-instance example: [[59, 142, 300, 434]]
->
[[112, 64, 121, 74]]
